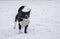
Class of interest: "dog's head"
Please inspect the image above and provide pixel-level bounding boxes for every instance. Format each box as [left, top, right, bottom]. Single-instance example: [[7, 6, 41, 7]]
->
[[21, 10, 31, 19], [18, 5, 31, 19]]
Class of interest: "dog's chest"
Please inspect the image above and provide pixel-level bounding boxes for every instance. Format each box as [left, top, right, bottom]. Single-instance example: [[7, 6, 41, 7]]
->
[[20, 18, 30, 27]]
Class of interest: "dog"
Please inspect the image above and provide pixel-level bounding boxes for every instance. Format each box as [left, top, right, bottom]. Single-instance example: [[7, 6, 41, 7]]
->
[[14, 6, 31, 33]]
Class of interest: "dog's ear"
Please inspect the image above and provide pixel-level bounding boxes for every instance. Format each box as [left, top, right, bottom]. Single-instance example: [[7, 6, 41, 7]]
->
[[28, 9, 31, 13]]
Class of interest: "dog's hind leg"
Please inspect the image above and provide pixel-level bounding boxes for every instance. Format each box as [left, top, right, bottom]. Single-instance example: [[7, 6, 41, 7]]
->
[[24, 25, 28, 33], [14, 18, 17, 29], [14, 22, 17, 29], [14, 15, 18, 29]]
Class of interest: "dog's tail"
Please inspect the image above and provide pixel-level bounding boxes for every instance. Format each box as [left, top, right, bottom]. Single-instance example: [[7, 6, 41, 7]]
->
[[18, 6, 25, 13]]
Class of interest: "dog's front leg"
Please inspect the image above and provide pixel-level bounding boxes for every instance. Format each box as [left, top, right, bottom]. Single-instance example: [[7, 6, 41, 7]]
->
[[24, 25, 28, 33]]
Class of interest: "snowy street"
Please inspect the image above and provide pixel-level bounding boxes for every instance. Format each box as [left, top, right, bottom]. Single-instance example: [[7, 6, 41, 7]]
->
[[0, 0, 60, 39]]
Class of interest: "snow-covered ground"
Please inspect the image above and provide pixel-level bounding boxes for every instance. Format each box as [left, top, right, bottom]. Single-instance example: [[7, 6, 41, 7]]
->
[[0, 0, 60, 39]]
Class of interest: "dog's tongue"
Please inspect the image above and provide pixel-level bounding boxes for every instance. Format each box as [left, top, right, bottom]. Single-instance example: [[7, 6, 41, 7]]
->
[[22, 7, 30, 12]]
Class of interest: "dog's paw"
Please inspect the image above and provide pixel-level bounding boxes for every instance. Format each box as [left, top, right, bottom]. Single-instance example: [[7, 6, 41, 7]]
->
[[24, 31, 27, 33]]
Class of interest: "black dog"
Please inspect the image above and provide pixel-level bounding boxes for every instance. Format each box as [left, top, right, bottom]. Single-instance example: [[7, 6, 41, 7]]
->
[[14, 6, 31, 33]]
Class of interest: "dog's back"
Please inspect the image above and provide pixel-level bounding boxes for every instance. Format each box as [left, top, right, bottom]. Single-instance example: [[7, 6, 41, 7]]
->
[[15, 6, 25, 22]]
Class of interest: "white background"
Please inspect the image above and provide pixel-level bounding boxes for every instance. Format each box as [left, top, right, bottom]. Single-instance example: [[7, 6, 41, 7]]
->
[[0, 0, 60, 39]]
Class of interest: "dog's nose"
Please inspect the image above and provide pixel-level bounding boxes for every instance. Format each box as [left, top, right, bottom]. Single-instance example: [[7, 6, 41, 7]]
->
[[25, 15, 28, 18]]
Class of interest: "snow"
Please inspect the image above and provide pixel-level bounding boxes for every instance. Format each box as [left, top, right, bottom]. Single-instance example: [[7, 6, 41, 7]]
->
[[22, 6, 31, 12], [0, 0, 60, 39]]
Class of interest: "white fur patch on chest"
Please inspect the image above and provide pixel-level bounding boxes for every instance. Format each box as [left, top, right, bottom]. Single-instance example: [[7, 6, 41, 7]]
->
[[20, 18, 30, 27]]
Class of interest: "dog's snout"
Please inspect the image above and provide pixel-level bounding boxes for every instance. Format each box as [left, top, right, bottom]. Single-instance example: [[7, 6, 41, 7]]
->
[[25, 15, 28, 18]]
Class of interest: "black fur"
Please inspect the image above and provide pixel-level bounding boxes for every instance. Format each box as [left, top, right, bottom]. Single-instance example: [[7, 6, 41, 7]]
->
[[24, 25, 28, 33], [18, 22, 21, 30], [15, 6, 31, 33]]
